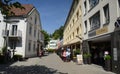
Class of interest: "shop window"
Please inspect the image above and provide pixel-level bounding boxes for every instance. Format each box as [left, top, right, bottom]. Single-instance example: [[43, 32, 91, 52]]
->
[[84, 21, 87, 34], [89, 11, 100, 30], [103, 4, 110, 24], [89, 0, 99, 10]]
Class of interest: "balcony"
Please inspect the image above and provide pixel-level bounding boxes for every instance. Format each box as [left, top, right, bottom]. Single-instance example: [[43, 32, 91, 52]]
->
[[2, 30, 22, 41]]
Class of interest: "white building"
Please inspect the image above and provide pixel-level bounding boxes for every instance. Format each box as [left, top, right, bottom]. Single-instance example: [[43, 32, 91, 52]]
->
[[82, 0, 120, 73], [47, 40, 58, 50], [0, 4, 44, 58]]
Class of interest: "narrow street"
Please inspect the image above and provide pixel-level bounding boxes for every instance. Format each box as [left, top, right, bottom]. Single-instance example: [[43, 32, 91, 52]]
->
[[0, 53, 115, 74]]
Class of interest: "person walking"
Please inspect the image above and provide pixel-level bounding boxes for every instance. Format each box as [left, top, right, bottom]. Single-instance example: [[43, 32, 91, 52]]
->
[[62, 49, 66, 62], [66, 50, 71, 62]]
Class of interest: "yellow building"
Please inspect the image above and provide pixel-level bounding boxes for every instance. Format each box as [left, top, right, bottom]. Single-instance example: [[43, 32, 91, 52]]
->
[[63, 0, 83, 58]]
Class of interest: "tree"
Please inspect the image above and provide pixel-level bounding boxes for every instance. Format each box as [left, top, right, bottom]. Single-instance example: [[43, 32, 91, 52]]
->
[[0, 0, 24, 16], [52, 26, 64, 40], [41, 30, 50, 46]]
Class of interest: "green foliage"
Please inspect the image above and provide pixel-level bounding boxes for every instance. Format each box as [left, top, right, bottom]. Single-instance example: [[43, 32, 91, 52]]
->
[[47, 49, 55, 53], [104, 55, 111, 60], [74, 49, 80, 56], [13, 54, 23, 61], [52, 26, 64, 39], [0, 0, 24, 16], [83, 53, 91, 58], [2, 46, 7, 54], [41, 30, 50, 46]]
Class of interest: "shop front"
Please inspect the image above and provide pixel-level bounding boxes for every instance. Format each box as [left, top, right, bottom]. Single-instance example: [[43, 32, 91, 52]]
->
[[83, 30, 120, 73], [88, 34, 111, 67], [82, 26, 113, 71]]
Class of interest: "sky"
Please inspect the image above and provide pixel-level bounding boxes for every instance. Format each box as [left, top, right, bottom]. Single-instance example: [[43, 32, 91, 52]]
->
[[17, 0, 73, 34]]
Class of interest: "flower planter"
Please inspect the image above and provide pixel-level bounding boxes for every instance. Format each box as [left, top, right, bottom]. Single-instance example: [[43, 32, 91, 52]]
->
[[104, 60, 111, 71], [87, 57, 91, 64], [83, 53, 91, 64], [104, 54, 111, 71], [83, 58, 88, 64]]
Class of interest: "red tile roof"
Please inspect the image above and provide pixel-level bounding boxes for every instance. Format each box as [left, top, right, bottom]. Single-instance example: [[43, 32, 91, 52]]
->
[[10, 4, 34, 16]]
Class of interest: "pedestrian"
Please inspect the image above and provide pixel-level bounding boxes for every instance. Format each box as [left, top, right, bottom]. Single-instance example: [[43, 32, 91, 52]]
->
[[66, 50, 71, 62], [62, 49, 66, 62], [39, 49, 42, 57]]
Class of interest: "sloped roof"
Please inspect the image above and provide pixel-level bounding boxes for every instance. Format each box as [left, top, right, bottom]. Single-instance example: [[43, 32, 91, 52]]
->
[[10, 4, 34, 16]]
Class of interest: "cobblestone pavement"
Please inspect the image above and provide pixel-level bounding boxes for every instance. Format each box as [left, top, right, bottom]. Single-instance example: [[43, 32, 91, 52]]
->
[[0, 53, 115, 74]]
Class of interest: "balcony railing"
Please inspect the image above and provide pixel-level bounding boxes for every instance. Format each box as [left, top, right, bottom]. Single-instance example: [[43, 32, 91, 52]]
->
[[2, 30, 22, 38]]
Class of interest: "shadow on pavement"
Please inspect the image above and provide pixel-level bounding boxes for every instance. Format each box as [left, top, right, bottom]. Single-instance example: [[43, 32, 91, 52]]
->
[[0, 65, 68, 74]]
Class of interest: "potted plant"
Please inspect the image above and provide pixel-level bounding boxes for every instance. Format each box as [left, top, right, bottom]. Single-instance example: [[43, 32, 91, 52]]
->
[[104, 54, 111, 71], [83, 53, 91, 64], [74, 49, 80, 56], [87, 53, 92, 64], [83, 53, 88, 64], [73, 49, 80, 62]]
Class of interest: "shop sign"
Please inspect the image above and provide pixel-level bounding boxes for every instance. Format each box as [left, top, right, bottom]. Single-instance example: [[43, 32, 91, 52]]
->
[[113, 48, 118, 61], [96, 26, 108, 35], [77, 54, 83, 64]]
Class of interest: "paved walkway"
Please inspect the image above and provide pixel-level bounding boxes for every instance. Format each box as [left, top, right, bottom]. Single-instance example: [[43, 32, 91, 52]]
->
[[0, 53, 115, 74]]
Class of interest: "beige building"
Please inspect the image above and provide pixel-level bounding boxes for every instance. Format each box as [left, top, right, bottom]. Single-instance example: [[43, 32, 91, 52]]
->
[[63, 0, 83, 58]]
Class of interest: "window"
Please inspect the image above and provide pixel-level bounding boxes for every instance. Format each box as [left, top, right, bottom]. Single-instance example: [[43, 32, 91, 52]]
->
[[77, 11, 79, 20], [9, 42, 16, 49], [73, 32, 74, 38], [29, 26, 32, 35], [89, 0, 99, 9], [118, 0, 120, 7], [34, 29, 36, 37], [28, 40, 31, 51], [35, 15, 37, 25], [73, 19, 75, 24], [89, 11, 100, 30], [103, 4, 110, 24], [38, 31, 39, 40], [11, 25, 17, 36], [84, 21, 87, 34], [33, 42, 36, 51], [84, 1, 87, 14], [77, 27, 79, 34]]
